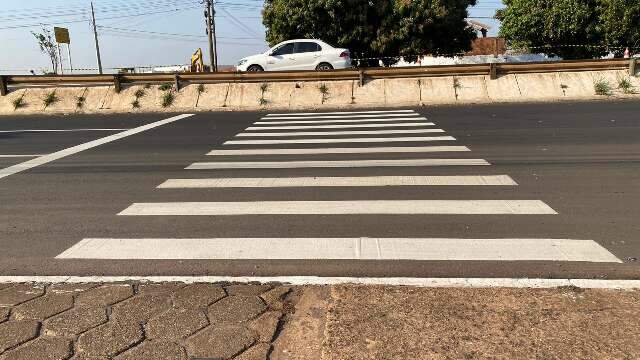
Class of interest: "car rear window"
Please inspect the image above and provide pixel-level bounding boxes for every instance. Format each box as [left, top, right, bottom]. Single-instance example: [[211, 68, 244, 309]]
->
[[295, 42, 322, 53]]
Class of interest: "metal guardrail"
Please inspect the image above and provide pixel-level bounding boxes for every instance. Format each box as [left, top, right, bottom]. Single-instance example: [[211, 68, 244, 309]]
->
[[0, 58, 636, 96]]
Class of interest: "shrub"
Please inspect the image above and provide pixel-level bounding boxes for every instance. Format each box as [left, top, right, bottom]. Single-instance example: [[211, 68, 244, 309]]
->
[[158, 83, 172, 91], [131, 99, 140, 109], [594, 79, 612, 96], [76, 96, 85, 109], [12, 96, 25, 110], [134, 89, 146, 98], [161, 92, 174, 107], [618, 77, 635, 94], [43, 91, 58, 107]]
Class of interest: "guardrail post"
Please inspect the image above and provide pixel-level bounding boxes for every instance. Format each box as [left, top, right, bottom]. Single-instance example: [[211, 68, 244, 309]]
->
[[174, 73, 181, 91], [631, 58, 637, 76], [358, 69, 364, 87], [489, 63, 497, 80], [113, 74, 122, 93], [0, 76, 7, 96]]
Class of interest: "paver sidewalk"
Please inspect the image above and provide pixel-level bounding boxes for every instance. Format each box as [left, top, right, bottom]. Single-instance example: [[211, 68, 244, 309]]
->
[[0, 282, 638, 359]]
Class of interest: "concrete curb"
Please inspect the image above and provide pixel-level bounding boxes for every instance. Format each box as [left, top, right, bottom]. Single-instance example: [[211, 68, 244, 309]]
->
[[1, 70, 639, 115], [0, 276, 639, 289]]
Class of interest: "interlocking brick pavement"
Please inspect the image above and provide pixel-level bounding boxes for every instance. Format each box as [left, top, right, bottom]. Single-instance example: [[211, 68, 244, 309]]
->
[[0, 282, 293, 360]]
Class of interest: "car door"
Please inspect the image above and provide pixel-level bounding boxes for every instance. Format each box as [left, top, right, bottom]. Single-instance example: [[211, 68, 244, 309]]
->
[[266, 43, 296, 71], [293, 42, 322, 70]]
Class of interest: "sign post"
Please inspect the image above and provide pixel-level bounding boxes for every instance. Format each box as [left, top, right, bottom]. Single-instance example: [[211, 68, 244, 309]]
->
[[54, 27, 71, 74]]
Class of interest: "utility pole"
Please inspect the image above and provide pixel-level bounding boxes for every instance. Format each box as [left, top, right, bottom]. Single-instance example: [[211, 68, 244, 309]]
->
[[91, 2, 104, 74], [205, 0, 218, 72]]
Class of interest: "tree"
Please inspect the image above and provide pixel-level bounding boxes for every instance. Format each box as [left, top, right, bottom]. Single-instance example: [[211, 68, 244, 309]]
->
[[497, 0, 640, 59], [32, 27, 59, 74], [598, 0, 640, 56], [262, 0, 477, 66]]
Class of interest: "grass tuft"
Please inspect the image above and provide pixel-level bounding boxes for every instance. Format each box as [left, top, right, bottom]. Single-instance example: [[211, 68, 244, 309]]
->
[[134, 89, 146, 98], [131, 99, 140, 109], [43, 91, 58, 108], [618, 77, 635, 94], [161, 92, 174, 107], [260, 83, 269, 93], [12, 96, 25, 110], [197, 84, 205, 94], [594, 79, 612, 96], [158, 83, 173, 91], [453, 78, 462, 90], [76, 96, 85, 109], [259, 97, 268, 106]]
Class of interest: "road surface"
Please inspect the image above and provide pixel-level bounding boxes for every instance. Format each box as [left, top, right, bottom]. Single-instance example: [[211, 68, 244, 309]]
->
[[1, 101, 639, 279]]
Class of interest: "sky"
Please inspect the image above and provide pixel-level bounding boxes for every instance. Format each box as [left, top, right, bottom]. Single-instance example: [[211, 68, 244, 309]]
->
[[0, 0, 504, 74]]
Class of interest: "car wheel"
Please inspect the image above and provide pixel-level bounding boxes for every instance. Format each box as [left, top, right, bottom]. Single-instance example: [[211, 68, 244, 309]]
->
[[247, 65, 264, 72], [316, 63, 334, 71]]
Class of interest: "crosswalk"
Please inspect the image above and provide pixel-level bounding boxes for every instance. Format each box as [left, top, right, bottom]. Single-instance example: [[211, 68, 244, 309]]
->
[[57, 109, 622, 264]]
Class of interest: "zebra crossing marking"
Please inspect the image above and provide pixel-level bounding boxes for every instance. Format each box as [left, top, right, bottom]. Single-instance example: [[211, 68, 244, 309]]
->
[[207, 146, 471, 156], [255, 117, 427, 125], [264, 109, 415, 117], [186, 158, 490, 170], [158, 175, 518, 188], [55, 238, 620, 263], [118, 200, 557, 216], [224, 136, 455, 145], [236, 128, 445, 137], [246, 122, 435, 130]]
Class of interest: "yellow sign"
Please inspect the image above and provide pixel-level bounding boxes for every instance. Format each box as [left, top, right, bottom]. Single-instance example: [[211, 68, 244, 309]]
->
[[54, 27, 70, 44]]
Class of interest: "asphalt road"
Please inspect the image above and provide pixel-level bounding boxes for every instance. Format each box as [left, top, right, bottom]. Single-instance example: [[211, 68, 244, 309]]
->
[[1, 101, 639, 279]]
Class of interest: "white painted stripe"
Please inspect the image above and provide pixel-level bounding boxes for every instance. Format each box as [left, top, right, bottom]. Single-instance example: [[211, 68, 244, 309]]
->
[[0, 128, 129, 133], [265, 114, 420, 120], [0, 154, 45, 158], [159, 176, 517, 188], [0, 114, 194, 180], [207, 146, 471, 156], [237, 129, 445, 137], [55, 238, 619, 263], [1, 276, 638, 289], [186, 159, 490, 170], [265, 110, 415, 117], [118, 200, 557, 216], [246, 122, 435, 130], [224, 136, 455, 145], [256, 117, 426, 125]]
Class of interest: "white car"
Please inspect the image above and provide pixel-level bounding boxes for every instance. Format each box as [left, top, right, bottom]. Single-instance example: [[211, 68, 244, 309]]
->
[[236, 39, 351, 72]]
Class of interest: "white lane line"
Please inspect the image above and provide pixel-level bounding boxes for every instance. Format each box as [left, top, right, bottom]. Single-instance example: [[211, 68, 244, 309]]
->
[[207, 146, 470, 156], [0, 128, 129, 133], [246, 122, 435, 130], [256, 117, 426, 125], [55, 238, 619, 263], [118, 200, 557, 216], [1, 276, 637, 289], [186, 159, 490, 169], [265, 110, 416, 117], [0, 154, 45, 158], [236, 129, 445, 137], [0, 114, 194, 180], [224, 136, 455, 145], [158, 175, 518, 188]]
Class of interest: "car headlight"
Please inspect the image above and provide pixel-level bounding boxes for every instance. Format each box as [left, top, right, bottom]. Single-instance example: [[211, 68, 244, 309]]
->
[[237, 59, 247, 66]]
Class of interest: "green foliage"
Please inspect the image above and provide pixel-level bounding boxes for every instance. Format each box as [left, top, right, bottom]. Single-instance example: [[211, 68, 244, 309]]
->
[[618, 77, 635, 94], [319, 83, 329, 103], [12, 96, 25, 110], [263, 0, 477, 65], [31, 27, 59, 74], [594, 78, 612, 95], [161, 92, 174, 107], [158, 83, 172, 91], [76, 96, 85, 109], [134, 89, 146, 98], [498, 0, 640, 59], [197, 84, 205, 93], [43, 91, 58, 107]]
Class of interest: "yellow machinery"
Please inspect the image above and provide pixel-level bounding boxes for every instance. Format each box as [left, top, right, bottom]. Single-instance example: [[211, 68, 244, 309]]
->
[[191, 48, 204, 72]]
